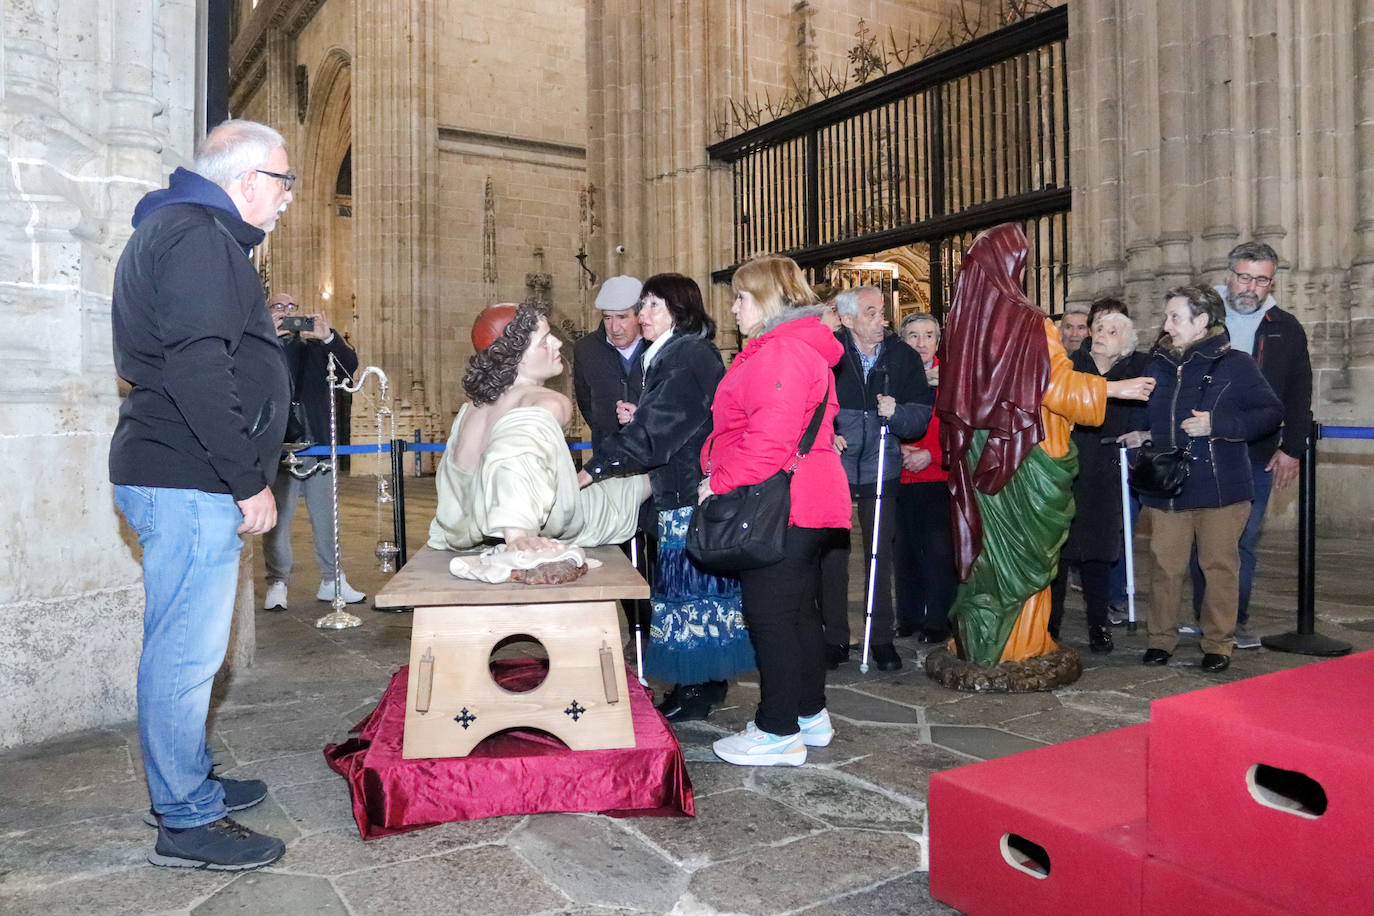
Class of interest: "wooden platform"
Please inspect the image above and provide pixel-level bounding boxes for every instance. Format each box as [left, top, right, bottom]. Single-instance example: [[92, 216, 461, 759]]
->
[[377, 545, 650, 759]]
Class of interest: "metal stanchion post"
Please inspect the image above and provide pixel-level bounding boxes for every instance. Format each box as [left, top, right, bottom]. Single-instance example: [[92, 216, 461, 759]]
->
[[1261, 425, 1351, 657], [413, 428, 422, 477], [391, 438, 408, 568]]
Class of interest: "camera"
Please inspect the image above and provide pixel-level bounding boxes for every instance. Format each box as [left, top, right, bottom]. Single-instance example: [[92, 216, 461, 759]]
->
[[280, 315, 315, 333]]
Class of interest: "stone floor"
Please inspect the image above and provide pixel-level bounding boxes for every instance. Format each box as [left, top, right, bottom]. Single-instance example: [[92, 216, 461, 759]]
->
[[2, 474, 1371, 915]]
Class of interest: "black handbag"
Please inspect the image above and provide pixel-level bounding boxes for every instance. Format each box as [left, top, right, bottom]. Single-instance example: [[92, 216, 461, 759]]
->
[[687, 383, 830, 571], [1128, 354, 1222, 499], [1128, 440, 1190, 498], [281, 342, 315, 451]]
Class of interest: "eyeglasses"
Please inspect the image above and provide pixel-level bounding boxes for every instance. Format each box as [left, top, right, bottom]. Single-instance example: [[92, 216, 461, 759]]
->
[[1231, 269, 1274, 288], [270, 301, 298, 312], [253, 169, 297, 191]]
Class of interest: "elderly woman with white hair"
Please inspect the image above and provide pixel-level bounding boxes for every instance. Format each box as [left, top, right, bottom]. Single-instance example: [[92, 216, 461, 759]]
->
[[1048, 309, 1150, 653]]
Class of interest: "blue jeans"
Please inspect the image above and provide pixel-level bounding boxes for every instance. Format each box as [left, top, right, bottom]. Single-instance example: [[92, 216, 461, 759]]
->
[[115, 485, 242, 829], [1190, 456, 1271, 625]]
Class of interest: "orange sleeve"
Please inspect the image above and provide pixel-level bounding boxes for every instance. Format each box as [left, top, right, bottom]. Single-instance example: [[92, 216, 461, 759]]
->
[[1038, 319, 1106, 457]]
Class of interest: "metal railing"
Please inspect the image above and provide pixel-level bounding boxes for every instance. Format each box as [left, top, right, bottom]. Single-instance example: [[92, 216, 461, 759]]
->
[[708, 6, 1070, 319]]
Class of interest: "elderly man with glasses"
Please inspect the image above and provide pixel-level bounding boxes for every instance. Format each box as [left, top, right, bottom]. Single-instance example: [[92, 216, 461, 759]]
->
[[1188, 241, 1313, 649], [109, 119, 295, 871]]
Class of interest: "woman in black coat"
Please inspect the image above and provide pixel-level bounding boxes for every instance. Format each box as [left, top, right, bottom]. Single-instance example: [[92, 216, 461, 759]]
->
[[580, 273, 752, 719], [1135, 286, 1282, 672], [1050, 311, 1149, 653]]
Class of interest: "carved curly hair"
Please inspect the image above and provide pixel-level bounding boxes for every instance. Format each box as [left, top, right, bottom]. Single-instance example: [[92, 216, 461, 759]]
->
[[462, 301, 550, 404]]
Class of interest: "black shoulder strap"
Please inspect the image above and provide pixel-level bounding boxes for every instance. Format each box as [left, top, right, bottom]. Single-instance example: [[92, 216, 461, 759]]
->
[[795, 379, 832, 458]]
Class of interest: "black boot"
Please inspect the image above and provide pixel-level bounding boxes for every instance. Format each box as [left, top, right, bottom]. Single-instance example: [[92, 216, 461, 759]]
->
[[654, 685, 682, 716], [663, 683, 716, 721], [1088, 625, 1114, 654]]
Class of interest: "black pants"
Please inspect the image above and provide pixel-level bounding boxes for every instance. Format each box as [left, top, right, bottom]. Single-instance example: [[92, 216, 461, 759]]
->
[[894, 480, 957, 638], [739, 525, 832, 737], [818, 492, 897, 648], [1049, 557, 1111, 637]]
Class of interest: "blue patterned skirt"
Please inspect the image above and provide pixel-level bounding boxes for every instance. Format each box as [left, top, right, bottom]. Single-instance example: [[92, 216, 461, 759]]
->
[[645, 505, 755, 684]]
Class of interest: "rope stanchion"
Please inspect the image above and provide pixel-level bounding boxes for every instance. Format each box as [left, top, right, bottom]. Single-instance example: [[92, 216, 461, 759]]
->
[[391, 438, 408, 568], [1261, 422, 1358, 657]]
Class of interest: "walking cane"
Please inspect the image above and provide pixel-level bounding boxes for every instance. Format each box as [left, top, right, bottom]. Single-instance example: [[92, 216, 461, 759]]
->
[[629, 529, 648, 685], [859, 405, 891, 674], [1119, 442, 1139, 633]]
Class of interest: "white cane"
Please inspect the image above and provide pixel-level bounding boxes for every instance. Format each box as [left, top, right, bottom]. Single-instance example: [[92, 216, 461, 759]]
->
[[859, 419, 890, 674], [1119, 443, 1139, 633], [629, 531, 648, 685]]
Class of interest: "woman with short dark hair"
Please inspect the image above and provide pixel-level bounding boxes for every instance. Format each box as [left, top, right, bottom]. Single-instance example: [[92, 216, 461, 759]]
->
[[1135, 286, 1282, 672], [580, 273, 751, 721]]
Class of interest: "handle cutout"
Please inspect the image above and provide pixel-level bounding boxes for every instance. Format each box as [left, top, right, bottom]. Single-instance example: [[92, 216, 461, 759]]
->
[[415, 648, 434, 713], [1246, 763, 1327, 819], [1000, 833, 1051, 879]]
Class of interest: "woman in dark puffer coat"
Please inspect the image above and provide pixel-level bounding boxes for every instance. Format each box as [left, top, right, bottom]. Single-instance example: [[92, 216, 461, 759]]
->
[[1134, 286, 1281, 673]]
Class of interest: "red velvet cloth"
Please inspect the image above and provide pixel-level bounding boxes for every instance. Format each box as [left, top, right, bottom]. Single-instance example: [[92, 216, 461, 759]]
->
[[323, 660, 694, 838]]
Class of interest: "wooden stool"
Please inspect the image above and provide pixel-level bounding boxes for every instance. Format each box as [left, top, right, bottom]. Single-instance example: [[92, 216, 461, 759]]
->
[[376, 546, 650, 759]]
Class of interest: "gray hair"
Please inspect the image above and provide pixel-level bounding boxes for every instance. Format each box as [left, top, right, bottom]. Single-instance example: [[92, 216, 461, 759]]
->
[[833, 285, 883, 319], [194, 119, 286, 190], [1227, 240, 1279, 270], [1093, 310, 1138, 354], [900, 312, 940, 336]]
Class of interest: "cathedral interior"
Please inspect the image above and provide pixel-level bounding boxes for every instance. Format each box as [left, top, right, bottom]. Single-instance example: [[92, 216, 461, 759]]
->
[[2, 0, 1372, 912]]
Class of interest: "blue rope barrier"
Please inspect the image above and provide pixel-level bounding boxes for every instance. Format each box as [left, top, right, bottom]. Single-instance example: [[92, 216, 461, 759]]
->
[[1319, 424, 1374, 440], [287, 440, 593, 458]]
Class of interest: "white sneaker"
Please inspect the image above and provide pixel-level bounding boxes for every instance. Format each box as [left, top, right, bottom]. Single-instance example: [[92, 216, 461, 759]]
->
[[1177, 623, 1201, 638], [713, 722, 806, 767], [263, 581, 287, 611], [798, 709, 834, 747], [1233, 625, 1262, 650], [317, 576, 365, 604]]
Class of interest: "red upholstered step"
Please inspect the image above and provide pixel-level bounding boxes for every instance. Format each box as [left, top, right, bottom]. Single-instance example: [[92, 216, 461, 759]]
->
[[1147, 650, 1374, 916], [1143, 855, 1290, 916], [929, 724, 1149, 916]]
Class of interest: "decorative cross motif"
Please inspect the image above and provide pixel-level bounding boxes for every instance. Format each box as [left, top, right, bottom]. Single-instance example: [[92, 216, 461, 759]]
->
[[454, 708, 476, 729], [564, 700, 586, 722]]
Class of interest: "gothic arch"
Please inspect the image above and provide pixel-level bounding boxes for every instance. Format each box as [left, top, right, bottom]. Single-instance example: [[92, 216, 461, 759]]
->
[[300, 47, 353, 322]]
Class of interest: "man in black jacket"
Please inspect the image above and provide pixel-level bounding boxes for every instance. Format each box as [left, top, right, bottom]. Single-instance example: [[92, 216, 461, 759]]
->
[[109, 119, 292, 871], [573, 275, 646, 451], [261, 292, 363, 611], [1192, 241, 1313, 648], [820, 286, 933, 671]]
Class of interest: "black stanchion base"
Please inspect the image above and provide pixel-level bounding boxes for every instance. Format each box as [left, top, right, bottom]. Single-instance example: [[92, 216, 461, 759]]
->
[[1260, 630, 1352, 657]]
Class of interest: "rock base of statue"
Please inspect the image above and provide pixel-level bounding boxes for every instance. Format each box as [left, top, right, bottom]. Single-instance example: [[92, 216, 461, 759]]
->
[[924, 644, 1082, 692]]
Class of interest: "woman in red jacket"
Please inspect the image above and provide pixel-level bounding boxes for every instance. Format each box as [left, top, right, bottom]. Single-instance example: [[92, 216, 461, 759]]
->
[[895, 312, 957, 643], [699, 255, 851, 767]]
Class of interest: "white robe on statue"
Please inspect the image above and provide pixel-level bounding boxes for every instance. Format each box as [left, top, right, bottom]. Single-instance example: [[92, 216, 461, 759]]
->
[[427, 404, 644, 550]]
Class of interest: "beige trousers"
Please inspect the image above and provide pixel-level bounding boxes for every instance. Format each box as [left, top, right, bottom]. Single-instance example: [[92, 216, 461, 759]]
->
[[1143, 502, 1250, 656]]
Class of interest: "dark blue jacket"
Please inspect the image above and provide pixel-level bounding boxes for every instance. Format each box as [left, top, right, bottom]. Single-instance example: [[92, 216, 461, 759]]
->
[[832, 328, 932, 497], [1138, 329, 1282, 511], [583, 332, 723, 511], [572, 324, 645, 452], [110, 168, 291, 499]]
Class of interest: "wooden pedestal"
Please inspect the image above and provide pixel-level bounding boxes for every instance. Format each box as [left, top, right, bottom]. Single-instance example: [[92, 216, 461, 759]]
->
[[375, 546, 651, 760]]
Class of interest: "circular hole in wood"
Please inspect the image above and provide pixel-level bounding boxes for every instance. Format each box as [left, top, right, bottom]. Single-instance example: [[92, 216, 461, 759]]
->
[[489, 633, 550, 693]]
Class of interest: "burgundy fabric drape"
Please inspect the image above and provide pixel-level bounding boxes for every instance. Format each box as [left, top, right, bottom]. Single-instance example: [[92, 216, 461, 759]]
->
[[935, 224, 1052, 581], [324, 660, 694, 838]]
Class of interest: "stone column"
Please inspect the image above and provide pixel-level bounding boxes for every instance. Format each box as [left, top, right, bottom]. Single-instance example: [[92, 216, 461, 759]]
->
[[1352, 0, 1374, 379], [352, 0, 438, 432], [1198, 0, 1238, 273]]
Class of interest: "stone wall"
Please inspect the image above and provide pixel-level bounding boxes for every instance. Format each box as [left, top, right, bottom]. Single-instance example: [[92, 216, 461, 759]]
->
[[0, 0, 199, 748], [1069, 0, 1374, 533]]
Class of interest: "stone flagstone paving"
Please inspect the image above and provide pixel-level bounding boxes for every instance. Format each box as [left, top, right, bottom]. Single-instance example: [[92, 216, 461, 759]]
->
[[2, 476, 1370, 914]]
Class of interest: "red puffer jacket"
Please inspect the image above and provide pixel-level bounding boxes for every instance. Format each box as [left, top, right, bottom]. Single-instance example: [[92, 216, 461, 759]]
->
[[701, 311, 851, 529]]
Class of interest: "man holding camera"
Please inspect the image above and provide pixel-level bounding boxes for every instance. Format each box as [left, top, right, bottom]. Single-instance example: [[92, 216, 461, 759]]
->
[[262, 291, 363, 610]]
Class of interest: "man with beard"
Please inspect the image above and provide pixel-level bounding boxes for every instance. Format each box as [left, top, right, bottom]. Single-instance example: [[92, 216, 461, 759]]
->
[[1193, 241, 1312, 648]]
